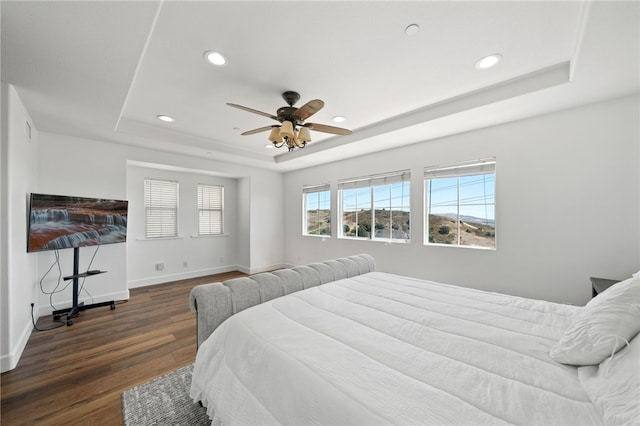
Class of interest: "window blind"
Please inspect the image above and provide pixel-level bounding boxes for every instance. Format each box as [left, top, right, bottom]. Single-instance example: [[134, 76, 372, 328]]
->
[[198, 184, 223, 235], [144, 179, 178, 238], [338, 170, 410, 190], [424, 158, 495, 179], [302, 183, 330, 194]]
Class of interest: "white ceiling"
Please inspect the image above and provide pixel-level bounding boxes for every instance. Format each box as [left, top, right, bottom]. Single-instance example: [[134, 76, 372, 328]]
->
[[2, 1, 638, 172]]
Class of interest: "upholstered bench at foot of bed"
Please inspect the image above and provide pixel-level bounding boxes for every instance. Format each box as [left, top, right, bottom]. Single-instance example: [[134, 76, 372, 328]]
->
[[189, 253, 376, 346]]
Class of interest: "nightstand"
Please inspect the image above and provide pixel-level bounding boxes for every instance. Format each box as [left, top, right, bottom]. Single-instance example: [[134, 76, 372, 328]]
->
[[590, 277, 620, 298]]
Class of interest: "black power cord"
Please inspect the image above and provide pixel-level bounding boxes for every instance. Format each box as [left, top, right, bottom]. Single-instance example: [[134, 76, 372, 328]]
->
[[30, 303, 65, 331]]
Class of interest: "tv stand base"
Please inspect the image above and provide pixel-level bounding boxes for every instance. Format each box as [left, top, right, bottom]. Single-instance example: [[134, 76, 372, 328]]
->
[[53, 300, 116, 326], [53, 247, 115, 326]]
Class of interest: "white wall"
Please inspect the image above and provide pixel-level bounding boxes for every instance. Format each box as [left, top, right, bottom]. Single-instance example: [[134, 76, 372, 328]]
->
[[283, 95, 640, 306], [1, 84, 39, 372], [126, 164, 239, 287], [236, 177, 251, 270], [0, 83, 7, 372]]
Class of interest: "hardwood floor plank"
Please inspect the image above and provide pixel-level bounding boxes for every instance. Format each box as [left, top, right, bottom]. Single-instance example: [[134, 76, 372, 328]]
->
[[1, 270, 246, 425]]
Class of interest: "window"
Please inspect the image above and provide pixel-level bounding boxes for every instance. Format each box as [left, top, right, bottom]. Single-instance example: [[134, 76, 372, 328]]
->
[[198, 184, 224, 236], [303, 184, 331, 236], [424, 158, 495, 248], [338, 170, 410, 242], [144, 179, 178, 238]]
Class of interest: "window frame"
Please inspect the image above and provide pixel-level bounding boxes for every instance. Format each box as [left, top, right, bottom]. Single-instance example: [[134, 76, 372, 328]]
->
[[423, 158, 496, 249], [302, 184, 331, 237], [144, 178, 179, 239], [338, 170, 411, 243], [197, 183, 224, 236]]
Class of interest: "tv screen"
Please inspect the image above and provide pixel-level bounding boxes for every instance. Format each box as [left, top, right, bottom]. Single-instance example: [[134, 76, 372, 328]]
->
[[27, 193, 128, 253]]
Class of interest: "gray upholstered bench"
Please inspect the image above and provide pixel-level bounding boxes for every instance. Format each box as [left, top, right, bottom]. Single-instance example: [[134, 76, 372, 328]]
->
[[189, 253, 376, 346]]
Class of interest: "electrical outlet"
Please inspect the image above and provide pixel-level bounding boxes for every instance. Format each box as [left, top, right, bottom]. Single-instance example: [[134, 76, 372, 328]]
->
[[183, 261, 188, 268], [219, 257, 224, 263], [156, 262, 164, 271]]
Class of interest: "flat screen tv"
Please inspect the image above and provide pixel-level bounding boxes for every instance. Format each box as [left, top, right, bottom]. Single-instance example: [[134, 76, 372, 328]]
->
[[27, 193, 128, 253]]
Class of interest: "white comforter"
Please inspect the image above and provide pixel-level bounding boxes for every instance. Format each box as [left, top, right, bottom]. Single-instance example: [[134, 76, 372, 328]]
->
[[191, 272, 604, 425]]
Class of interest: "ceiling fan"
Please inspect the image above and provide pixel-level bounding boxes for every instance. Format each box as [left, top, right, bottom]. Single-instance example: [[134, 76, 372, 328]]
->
[[227, 91, 352, 151]]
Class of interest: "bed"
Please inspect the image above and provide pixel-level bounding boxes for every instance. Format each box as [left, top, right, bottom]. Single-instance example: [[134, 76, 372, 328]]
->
[[189, 254, 639, 425]]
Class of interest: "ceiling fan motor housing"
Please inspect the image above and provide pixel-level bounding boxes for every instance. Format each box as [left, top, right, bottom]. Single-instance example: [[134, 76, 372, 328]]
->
[[276, 106, 302, 124]]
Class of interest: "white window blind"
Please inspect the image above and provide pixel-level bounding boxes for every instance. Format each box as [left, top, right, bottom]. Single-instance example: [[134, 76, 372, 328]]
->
[[303, 184, 331, 236], [198, 184, 223, 236], [302, 183, 330, 194], [144, 179, 178, 238], [337, 170, 409, 190], [423, 158, 496, 179]]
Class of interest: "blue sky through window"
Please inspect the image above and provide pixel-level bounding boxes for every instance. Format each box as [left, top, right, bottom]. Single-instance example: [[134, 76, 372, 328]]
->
[[428, 174, 495, 222], [306, 190, 330, 211]]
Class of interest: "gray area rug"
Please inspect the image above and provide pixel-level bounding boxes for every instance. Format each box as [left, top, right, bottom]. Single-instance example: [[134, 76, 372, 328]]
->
[[122, 364, 210, 425]]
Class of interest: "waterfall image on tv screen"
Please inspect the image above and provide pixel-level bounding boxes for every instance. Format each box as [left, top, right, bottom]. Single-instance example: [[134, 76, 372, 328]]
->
[[27, 193, 128, 252]]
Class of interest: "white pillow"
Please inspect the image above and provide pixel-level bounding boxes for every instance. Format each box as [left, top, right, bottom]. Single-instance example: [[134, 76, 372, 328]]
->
[[578, 335, 640, 425], [550, 276, 640, 365]]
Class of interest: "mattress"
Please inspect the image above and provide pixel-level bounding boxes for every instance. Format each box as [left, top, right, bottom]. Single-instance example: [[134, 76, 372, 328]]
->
[[191, 271, 604, 425]]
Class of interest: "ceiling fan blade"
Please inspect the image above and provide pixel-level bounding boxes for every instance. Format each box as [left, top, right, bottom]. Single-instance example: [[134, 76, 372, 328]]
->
[[293, 99, 324, 121], [241, 125, 278, 136], [306, 123, 352, 135], [227, 103, 278, 121]]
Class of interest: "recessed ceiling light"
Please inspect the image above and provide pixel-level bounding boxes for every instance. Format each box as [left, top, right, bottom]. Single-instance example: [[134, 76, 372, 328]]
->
[[264, 143, 275, 149], [405, 24, 420, 36], [475, 54, 502, 70], [157, 115, 174, 122], [204, 50, 227, 66], [332, 116, 346, 123]]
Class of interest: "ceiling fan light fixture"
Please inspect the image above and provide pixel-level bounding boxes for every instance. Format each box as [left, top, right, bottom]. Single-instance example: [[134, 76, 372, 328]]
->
[[475, 54, 502, 70], [279, 120, 295, 139], [298, 126, 312, 143], [268, 126, 282, 143], [227, 91, 352, 152], [204, 50, 227, 66]]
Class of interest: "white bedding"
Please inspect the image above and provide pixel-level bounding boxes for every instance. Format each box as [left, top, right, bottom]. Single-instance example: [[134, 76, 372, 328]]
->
[[191, 271, 605, 425]]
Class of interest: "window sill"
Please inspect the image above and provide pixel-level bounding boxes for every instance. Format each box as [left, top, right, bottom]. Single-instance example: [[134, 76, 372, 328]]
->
[[303, 234, 332, 239], [425, 242, 496, 251], [337, 236, 411, 244], [137, 235, 184, 241]]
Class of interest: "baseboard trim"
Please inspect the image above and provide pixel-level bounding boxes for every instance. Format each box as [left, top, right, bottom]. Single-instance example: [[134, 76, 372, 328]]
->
[[128, 263, 295, 288], [0, 318, 32, 373], [127, 265, 239, 289], [241, 263, 291, 275]]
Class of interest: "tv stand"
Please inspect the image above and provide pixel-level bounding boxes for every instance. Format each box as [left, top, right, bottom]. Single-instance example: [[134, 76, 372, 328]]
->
[[52, 247, 116, 326]]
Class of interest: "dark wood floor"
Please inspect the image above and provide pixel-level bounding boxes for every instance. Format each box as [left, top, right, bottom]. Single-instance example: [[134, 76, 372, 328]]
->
[[1, 270, 246, 426]]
